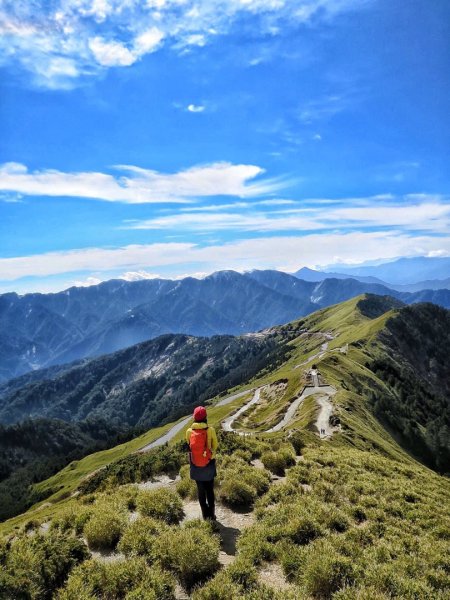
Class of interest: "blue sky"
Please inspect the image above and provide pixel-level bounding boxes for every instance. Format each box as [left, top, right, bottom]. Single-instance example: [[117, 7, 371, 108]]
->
[[0, 0, 449, 293]]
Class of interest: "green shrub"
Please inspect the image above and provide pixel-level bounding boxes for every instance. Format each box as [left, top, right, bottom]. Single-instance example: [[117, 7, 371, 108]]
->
[[111, 485, 139, 511], [118, 516, 168, 558], [332, 586, 392, 599], [322, 507, 351, 533], [302, 540, 358, 597], [176, 477, 198, 499], [51, 505, 93, 535], [0, 531, 89, 600], [289, 431, 306, 454], [78, 444, 185, 495], [154, 519, 220, 589], [218, 457, 270, 507], [233, 449, 253, 463], [57, 557, 175, 600], [237, 524, 277, 565], [288, 516, 323, 545], [365, 562, 437, 598], [137, 488, 184, 524], [191, 570, 242, 599], [261, 451, 289, 476], [24, 519, 40, 532], [219, 479, 256, 506], [277, 542, 308, 581], [227, 557, 259, 589], [83, 505, 127, 550]]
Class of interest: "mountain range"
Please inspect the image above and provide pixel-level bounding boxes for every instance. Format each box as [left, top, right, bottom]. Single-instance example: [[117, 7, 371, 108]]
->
[[1, 268, 450, 383], [307, 255, 450, 287]]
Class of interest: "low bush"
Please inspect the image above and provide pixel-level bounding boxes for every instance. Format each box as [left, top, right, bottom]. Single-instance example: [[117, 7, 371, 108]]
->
[[176, 465, 198, 499], [218, 457, 270, 507], [322, 507, 351, 533], [83, 504, 127, 550], [289, 430, 306, 454], [136, 488, 184, 524], [237, 524, 277, 565], [0, 531, 89, 600], [154, 519, 220, 590], [302, 540, 359, 597], [118, 516, 169, 558], [233, 449, 253, 463], [57, 557, 175, 600], [176, 477, 198, 499], [260, 448, 295, 476], [50, 505, 93, 535], [78, 443, 185, 494]]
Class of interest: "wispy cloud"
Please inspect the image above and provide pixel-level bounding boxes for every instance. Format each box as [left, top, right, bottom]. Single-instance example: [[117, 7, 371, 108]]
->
[[1, 231, 449, 286], [0, 161, 283, 203], [124, 194, 450, 234], [0, 0, 373, 88]]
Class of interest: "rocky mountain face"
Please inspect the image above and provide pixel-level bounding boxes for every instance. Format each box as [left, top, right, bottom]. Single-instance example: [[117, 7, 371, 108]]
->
[[0, 329, 295, 428], [1, 269, 450, 383]]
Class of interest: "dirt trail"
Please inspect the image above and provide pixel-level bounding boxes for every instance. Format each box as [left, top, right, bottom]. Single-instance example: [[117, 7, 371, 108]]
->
[[316, 395, 335, 438], [182, 499, 255, 568]]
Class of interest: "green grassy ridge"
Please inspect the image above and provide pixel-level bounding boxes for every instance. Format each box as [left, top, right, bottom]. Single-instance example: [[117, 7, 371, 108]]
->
[[2, 294, 450, 598], [0, 294, 442, 536], [0, 295, 401, 533]]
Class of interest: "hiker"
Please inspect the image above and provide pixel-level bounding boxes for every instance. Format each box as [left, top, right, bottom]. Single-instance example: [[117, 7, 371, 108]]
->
[[185, 406, 218, 521]]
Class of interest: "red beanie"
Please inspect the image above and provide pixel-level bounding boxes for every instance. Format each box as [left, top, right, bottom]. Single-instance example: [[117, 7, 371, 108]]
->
[[193, 406, 207, 421]]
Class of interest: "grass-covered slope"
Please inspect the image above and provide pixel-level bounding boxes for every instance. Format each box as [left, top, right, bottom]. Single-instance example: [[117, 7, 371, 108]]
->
[[1, 294, 449, 599]]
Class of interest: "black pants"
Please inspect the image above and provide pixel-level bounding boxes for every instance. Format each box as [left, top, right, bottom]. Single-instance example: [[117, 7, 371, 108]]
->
[[196, 480, 215, 519]]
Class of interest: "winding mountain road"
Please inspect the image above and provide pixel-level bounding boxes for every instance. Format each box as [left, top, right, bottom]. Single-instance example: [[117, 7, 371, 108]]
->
[[139, 333, 340, 452], [222, 367, 336, 437], [138, 388, 253, 452]]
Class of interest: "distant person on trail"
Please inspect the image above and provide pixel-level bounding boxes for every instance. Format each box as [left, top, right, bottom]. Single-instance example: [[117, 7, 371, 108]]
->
[[185, 406, 218, 521]]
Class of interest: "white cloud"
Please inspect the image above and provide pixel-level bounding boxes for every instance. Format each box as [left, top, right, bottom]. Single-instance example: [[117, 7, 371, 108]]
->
[[126, 211, 324, 232], [134, 27, 164, 53], [120, 270, 162, 281], [1, 232, 449, 285], [187, 104, 205, 113], [124, 195, 450, 234], [72, 276, 103, 287], [88, 37, 136, 67], [0, 161, 282, 203], [0, 0, 372, 87], [88, 27, 163, 66]]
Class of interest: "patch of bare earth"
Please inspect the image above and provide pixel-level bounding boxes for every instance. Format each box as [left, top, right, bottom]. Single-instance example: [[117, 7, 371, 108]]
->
[[258, 562, 296, 593], [136, 474, 180, 490]]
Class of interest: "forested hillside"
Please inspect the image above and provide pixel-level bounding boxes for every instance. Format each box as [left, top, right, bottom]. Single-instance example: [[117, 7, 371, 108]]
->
[[368, 302, 450, 472], [0, 326, 298, 520]]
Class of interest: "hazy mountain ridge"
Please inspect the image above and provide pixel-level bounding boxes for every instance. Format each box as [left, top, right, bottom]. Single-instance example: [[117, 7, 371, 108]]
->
[[2, 269, 450, 383], [323, 255, 450, 285]]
